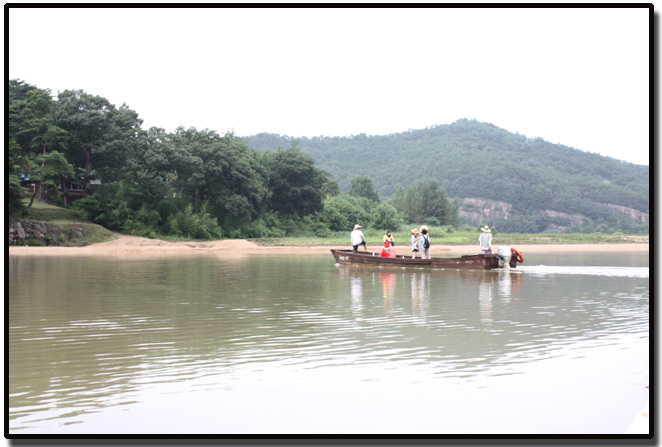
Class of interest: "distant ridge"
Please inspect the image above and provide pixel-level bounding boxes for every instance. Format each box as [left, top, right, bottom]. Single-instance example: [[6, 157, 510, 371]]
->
[[244, 119, 649, 232]]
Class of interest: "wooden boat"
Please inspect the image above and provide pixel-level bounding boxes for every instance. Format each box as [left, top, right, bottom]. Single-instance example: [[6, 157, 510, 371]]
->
[[331, 249, 432, 268], [331, 249, 519, 269]]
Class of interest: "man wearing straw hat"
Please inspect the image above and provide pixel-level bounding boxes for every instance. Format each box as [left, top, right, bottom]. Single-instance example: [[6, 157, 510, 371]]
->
[[479, 225, 492, 254], [351, 224, 367, 253], [410, 228, 420, 259]]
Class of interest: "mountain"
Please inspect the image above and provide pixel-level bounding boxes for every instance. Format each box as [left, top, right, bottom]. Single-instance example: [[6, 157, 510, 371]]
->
[[243, 119, 649, 232]]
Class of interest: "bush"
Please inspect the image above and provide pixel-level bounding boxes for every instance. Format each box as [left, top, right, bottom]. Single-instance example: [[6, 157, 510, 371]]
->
[[239, 212, 288, 238], [371, 203, 405, 231], [318, 194, 372, 232], [24, 235, 44, 246], [26, 207, 74, 221], [423, 216, 440, 227], [167, 203, 222, 239]]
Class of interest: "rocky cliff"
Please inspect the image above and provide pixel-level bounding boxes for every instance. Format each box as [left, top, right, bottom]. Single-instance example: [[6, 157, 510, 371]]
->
[[459, 198, 513, 221], [8, 217, 91, 246], [458, 197, 648, 231], [592, 202, 649, 222]]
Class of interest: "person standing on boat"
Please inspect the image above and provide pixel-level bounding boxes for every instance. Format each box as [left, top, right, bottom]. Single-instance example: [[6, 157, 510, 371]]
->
[[410, 228, 421, 259], [351, 224, 367, 253], [479, 225, 492, 253], [420, 227, 431, 259]]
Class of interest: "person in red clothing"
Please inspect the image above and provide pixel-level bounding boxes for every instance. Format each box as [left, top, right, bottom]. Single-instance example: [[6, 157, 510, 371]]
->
[[380, 240, 396, 257]]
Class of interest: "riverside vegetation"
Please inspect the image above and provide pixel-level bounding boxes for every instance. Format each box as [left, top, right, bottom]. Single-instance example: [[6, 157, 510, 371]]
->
[[10, 197, 647, 248], [8, 79, 648, 243]]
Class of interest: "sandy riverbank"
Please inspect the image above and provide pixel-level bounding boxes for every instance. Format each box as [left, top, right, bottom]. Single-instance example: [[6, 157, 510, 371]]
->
[[8, 234, 649, 258]]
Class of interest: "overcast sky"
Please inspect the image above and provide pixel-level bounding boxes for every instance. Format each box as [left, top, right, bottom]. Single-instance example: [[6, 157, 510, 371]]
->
[[8, 6, 650, 165]]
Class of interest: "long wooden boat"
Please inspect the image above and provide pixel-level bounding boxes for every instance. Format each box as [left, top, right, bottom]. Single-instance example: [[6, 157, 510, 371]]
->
[[331, 249, 519, 269]]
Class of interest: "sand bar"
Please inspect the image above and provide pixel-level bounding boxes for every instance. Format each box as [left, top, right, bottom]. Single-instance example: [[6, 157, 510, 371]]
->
[[8, 234, 649, 258]]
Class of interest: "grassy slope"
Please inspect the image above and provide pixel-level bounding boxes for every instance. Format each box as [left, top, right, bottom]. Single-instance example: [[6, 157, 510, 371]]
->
[[18, 199, 116, 246]]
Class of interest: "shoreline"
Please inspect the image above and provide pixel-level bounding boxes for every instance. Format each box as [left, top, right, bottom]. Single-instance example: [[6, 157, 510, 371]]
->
[[8, 234, 649, 258]]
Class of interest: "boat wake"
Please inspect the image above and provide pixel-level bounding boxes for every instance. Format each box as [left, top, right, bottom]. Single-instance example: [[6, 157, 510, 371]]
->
[[521, 265, 649, 278]]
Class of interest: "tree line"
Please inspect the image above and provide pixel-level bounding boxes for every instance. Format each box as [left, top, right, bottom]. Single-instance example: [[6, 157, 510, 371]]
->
[[8, 79, 460, 239], [243, 119, 649, 234]]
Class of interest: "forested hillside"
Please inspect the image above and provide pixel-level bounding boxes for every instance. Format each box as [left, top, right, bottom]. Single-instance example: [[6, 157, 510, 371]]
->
[[8, 78, 648, 238], [243, 119, 649, 233]]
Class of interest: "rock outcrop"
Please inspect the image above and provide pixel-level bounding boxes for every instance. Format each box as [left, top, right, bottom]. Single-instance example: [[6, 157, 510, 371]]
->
[[458, 197, 648, 231], [8, 217, 90, 246], [592, 202, 649, 222], [459, 198, 513, 221], [542, 209, 586, 231]]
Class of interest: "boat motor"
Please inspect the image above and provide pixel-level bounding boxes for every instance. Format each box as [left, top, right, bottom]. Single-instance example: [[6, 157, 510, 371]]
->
[[497, 245, 512, 268]]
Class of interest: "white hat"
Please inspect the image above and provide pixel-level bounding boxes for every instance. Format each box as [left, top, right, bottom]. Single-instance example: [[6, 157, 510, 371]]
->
[[354, 224, 363, 230], [481, 225, 491, 233]]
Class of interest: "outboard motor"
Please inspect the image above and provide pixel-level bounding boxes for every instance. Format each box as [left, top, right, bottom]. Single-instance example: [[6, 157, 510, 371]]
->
[[497, 245, 512, 268]]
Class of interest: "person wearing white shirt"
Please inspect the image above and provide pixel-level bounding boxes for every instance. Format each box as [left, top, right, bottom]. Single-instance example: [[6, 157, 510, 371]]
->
[[351, 224, 367, 253], [479, 225, 492, 253]]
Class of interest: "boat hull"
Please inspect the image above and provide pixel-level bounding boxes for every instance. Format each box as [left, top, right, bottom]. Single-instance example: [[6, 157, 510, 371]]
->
[[332, 250, 432, 267], [331, 249, 517, 269], [430, 253, 513, 269]]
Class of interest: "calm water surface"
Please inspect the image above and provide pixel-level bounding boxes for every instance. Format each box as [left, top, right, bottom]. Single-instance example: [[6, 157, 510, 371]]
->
[[8, 251, 649, 435]]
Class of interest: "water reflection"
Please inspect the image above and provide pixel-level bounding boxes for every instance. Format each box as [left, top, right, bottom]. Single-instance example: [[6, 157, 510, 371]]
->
[[479, 277, 493, 327], [478, 270, 524, 328], [411, 272, 430, 326], [380, 272, 397, 318], [497, 269, 512, 301], [10, 255, 649, 434], [350, 275, 363, 323]]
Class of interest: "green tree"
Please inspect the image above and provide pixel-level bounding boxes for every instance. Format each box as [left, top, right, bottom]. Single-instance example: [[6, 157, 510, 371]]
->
[[318, 194, 373, 232], [8, 79, 39, 149], [55, 90, 114, 181], [125, 126, 178, 206], [26, 151, 75, 207], [20, 89, 69, 154], [171, 127, 268, 227], [324, 179, 341, 198], [14, 89, 71, 201], [390, 179, 458, 226], [55, 90, 142, 185], [7, 140, 27, 215], [268, 143, 327, 217], [349, 175, 380, 202], [371, 202, 405, 230], [101, 103, 144, 182]]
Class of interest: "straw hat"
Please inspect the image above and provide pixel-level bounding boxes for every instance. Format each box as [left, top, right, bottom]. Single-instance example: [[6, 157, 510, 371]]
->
[[481, 225, 491, 233], [411, 228, 419, 234], [420, 225, 428, 232], [354, 224, 363, 230]]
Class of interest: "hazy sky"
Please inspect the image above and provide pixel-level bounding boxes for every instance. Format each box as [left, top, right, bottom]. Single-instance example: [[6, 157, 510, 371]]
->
[[8, 6, 650, 165]]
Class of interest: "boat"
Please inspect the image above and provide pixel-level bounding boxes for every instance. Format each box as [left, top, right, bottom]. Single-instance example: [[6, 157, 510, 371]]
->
[[331, 247, 520, 270], [331, 249, 433, 268]]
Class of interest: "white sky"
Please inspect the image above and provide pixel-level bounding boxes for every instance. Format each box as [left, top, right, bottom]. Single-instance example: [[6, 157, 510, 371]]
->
[[7, 6, 651, 165]]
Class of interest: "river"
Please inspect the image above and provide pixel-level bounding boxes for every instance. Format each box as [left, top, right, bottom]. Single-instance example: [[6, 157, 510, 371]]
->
[[8, 251, 649, 435]]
